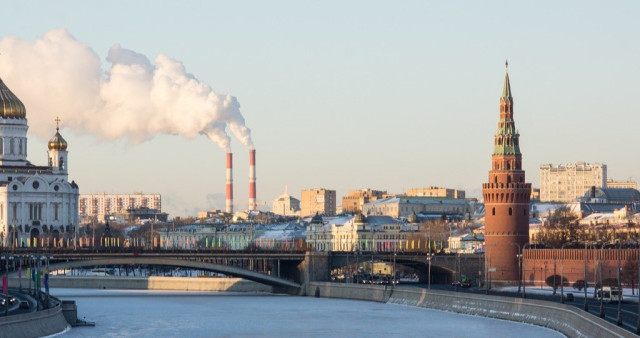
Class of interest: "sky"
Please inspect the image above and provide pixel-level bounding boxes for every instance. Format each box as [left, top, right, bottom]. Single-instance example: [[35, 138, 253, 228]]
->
[[0, 1, 638, 218]]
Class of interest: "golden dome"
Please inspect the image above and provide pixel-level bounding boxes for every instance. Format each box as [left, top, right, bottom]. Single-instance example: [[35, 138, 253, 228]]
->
[[48, 131, 67, 150], [0, 78, 26, 119]]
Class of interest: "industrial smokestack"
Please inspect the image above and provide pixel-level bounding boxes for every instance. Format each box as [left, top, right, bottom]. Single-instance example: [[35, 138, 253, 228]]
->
[[226, 153, 233, 213], [249, 149, 257, 211]]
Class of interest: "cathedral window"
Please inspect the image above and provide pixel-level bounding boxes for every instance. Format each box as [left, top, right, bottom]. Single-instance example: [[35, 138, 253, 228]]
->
[[18, 139, 22, 155], [29, 203, 43, 221], [59, 157, 65, 170], [0, 138, 3, 155], [9, 138, 14, 155], [54, 204, 59, 221]]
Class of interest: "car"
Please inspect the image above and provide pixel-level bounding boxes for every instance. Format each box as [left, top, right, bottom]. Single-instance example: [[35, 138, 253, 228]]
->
[[19, 301, 29, 309], [564, 293, 574, 302]]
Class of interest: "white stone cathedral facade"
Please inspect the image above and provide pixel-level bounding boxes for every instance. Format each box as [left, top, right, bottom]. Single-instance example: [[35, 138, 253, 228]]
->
[[0, 77, 79, 247]]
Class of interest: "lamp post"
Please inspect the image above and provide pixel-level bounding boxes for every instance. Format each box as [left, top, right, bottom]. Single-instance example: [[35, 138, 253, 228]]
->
[[637, 240, 640, 334], [600, 242, 605, 318], [584, 240, 594, 312], [512, 242, 522, 296], [4, 254, 9, 316], [560, 242, 572, 304], [427, 252, 433, 289], [617, 239, 622, 326]]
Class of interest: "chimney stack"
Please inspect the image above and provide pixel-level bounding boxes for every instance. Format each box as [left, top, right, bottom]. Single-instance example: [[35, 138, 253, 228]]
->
[[226, 153, 233, 213], [249, 149, 256, 211]]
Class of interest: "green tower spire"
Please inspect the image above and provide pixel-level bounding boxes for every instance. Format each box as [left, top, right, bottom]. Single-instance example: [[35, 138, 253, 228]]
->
[[502, 60, 512, 99]]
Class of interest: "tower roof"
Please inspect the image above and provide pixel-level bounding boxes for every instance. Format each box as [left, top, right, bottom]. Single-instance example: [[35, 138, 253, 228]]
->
[[0, 77, 26, 119], [48, 117, 68, 151], [501, 61, 512, 100]]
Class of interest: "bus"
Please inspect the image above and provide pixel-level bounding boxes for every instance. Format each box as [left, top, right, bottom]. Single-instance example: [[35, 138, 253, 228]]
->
[[596, 286, 622, 303]]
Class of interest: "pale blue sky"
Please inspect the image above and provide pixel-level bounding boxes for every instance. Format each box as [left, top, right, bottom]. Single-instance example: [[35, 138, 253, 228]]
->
[[1, 1, 639, 217]]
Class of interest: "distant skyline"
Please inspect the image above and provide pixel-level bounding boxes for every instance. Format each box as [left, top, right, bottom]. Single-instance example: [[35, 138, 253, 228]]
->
[[1, 1, 638, 218]]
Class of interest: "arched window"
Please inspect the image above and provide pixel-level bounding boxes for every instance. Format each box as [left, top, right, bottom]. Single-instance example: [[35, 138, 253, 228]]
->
[[59, 157, 65, 170], [509, 207, 513, 216], [492, 208, 495, 216]]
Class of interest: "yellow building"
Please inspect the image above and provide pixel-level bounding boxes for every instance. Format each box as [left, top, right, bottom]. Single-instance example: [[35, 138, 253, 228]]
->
[[406, 187, 465, 199], [606, 179, 637, 190], [300, 188, 336, 217], [341, 189, 386, 213]]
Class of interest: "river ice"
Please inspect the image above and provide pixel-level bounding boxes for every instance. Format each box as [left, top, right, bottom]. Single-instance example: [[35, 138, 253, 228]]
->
[[51, 289, 563, 337]]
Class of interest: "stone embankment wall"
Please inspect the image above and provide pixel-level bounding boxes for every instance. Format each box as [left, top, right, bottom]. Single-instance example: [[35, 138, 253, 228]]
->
[[0, 301, 68, 338], [307, 282, 634, 338], [10, 276, 273, 293]]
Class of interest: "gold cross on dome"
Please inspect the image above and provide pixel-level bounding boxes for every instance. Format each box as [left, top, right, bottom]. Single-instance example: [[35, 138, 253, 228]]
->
[[55, 116, 61, 131]]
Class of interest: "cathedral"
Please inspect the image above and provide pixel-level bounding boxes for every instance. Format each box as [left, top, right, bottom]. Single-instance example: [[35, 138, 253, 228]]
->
[[0, 77, 79, 247]]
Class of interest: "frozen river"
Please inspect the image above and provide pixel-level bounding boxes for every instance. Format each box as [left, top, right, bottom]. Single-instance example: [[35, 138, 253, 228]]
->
[[52, 289, 563, 337]]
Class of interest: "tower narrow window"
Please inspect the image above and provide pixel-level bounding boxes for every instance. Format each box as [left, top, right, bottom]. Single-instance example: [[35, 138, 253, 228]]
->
[[492, 208, 495, 216], [59, 157, 65, 170], [508, 207, 513, 216]]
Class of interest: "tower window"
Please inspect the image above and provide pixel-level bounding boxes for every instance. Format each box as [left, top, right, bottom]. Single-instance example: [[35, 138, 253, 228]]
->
[[59, 157, 65, 170], [523, 209, 527, 216], [492, 208, 495, 216], [509, 207, 513, 216]]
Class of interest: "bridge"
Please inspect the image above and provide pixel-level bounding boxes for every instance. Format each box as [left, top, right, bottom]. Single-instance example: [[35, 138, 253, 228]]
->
[[2, 249, 483, 291]]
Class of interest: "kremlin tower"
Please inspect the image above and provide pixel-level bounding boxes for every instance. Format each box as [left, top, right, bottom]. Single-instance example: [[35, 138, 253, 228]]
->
[[482, 62, 532, 284]]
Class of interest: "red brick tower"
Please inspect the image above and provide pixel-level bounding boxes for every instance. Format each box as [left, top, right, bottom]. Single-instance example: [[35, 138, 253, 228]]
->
[[482, 62, 531, 284]]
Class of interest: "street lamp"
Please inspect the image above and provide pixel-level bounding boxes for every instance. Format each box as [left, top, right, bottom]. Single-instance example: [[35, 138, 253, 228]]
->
[[617, 239, 622, 326], [427, 252, 434, 290], [511, 242, 522, 297], [560, 242, 572, 304], [636, 240, 640, 334], [600, 242, 605, 318]]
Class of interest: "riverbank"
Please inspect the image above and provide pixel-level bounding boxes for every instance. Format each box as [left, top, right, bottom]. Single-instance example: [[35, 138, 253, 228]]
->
[[306, 282, 635, 338]]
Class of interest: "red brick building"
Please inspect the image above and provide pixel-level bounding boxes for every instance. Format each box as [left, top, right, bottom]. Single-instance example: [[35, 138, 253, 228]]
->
[[482, 62, 532, 284]]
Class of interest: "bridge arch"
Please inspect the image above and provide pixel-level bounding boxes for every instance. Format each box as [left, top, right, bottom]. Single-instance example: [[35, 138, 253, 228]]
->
[[42, 257, 300, 291]]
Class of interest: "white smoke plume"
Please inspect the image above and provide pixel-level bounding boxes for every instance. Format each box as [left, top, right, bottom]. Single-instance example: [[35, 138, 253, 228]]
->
[[0, 29, 253, 151]]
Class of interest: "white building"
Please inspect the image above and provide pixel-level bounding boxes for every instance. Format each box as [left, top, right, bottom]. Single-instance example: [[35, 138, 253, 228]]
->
[[306, 214, 418, 252], [539, 162, 607, 202], [79, 192, 161, 221], [271, 187, 300, 216], [0, 77, 80, 246]]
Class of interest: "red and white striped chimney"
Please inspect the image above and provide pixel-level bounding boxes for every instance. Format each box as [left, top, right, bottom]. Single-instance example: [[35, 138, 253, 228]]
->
[[249, 148, 256, 211], [226, 152, 233, 213]]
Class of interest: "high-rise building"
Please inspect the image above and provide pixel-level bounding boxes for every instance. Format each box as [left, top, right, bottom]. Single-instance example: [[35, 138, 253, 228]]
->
[[482, 63, 531, 284], [341, 189, 386, 213], [79, 193, 161, 221], [272, 187, 300, 216], [539, 162, 606, 202], [300, 189, 336, 217], [406, 187, 465, 199]]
